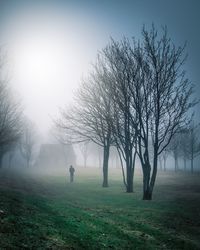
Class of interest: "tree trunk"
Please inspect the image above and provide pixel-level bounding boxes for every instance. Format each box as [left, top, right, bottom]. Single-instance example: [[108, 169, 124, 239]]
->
[[143, 187, 152, 200], [174, 155, 178, 172], [117, 148, 127, 189], [102, 144, 110, 187], [115, 154, 119, 168], [148, 151, 158, 200], [175, 157, 176, 172], [177, 157, 179, 171], [143, 167, 152, 200], [125, 148, 136, 193], [163, 157, 166, 171], [159, 157, 162, 170], [126, 167, 133, 192], [98, 151, 102, 169], [191, 146, 194, 173], [143, 149, 158, 200], [183, 157, 186, 171], [0, 154, 3, 168], [191, 157, 194, 173]]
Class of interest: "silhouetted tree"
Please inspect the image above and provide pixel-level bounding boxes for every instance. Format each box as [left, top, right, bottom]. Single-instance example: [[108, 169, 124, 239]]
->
[[109, 147, 120, 168], [179, 129, 190, 171], [158, 155, 163, 170], [185, 123, 200, 173], [161, 148, 170, 171], [102, 40, 138, 192], [57, 25, 195, 199], [168, 133, 181, 172], [0, 50, 22, 168], [7, 143, 17, 168], [79, 141, 89, 168], [97, 144, 103, 169], [130, 25, 195, 199], [20, 120, 36, 168], [57, 57, 114, 187]]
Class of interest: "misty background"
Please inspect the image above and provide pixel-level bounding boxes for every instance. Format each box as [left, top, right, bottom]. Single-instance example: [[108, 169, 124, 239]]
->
[[0, 0, 199, 169]]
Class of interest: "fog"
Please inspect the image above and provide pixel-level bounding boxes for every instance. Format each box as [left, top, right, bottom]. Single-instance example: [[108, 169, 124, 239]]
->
[[0, 0, 199, 171], [0, 2, 109, 137], [0, 2, 200, 249], [0, 0, 199, 139]]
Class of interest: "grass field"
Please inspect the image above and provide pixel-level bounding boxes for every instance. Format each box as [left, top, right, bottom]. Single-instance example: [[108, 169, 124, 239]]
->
[[0, 167, 200, 250]]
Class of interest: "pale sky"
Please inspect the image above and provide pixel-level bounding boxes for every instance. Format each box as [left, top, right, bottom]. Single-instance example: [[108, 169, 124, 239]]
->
[[0, 0, 199, 139]]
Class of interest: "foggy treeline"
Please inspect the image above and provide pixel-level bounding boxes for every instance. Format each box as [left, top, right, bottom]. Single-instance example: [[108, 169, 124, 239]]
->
[[76, 142, 120, 169], [57, 25, 198, 200], [0, 48, 38, 169], [0, 25, 199, 201]]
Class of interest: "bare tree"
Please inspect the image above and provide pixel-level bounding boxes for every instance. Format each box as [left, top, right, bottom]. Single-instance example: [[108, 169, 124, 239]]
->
[[57, 25, 195, 198], [109, 147, 120, 168], [161, 148, 170, 171], [168, 133, 181, 172], [20, 119, 36, 168], [93, 25, 194, 195], [185, 123, 200, 173], [79, 141, 89, 168], [7, 143, 17, 168], [97, 144, 103, 169], [179, 129, 190, 171], [57, 57, 114, 187], [0, 50, 22, 168], [158, 155, 163, 171], [102, 39, 138, 192], [0, 84, 22, 167], [130, 25, 195, 199]]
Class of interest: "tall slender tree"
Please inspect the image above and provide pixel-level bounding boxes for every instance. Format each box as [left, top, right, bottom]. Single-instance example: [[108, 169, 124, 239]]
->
[[79, 141, 89, 168], [20, 119, 36, 168], [131, 26, 195, 199], [102, 39, 138, 192], [57, 57, 114, 187], [168, 134, 181, 172], [185, 123, 200, 173], [0, 49, 22, 168]]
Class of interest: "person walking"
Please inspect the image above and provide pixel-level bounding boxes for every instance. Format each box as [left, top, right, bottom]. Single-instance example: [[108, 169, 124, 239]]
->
[[69, 165, 75, 183]]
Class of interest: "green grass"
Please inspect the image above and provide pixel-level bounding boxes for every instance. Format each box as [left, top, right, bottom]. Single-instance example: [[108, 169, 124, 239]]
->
[[0, 168, 200, 249]]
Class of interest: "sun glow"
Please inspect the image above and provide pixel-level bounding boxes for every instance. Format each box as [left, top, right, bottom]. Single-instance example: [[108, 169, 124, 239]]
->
[[9, 30, 79, 134], [2, 5, 105, 135], [13, 35, 68, 92], [17, 39, 61, 83], [5, 12, 90, 134]]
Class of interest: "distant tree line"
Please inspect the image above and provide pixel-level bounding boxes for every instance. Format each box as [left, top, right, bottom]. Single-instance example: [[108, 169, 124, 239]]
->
[[0, 47, 37, 169], [57, 25, 196, 200], [162, 122, 200, 173], [0, 48, 21, 167]]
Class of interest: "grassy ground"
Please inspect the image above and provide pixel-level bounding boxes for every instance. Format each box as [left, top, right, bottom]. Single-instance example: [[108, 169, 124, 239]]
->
[[0, 167, 200, 250]]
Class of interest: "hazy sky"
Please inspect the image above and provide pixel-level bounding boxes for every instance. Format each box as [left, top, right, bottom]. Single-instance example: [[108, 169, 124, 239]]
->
[[0, 0, 199, 139]]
